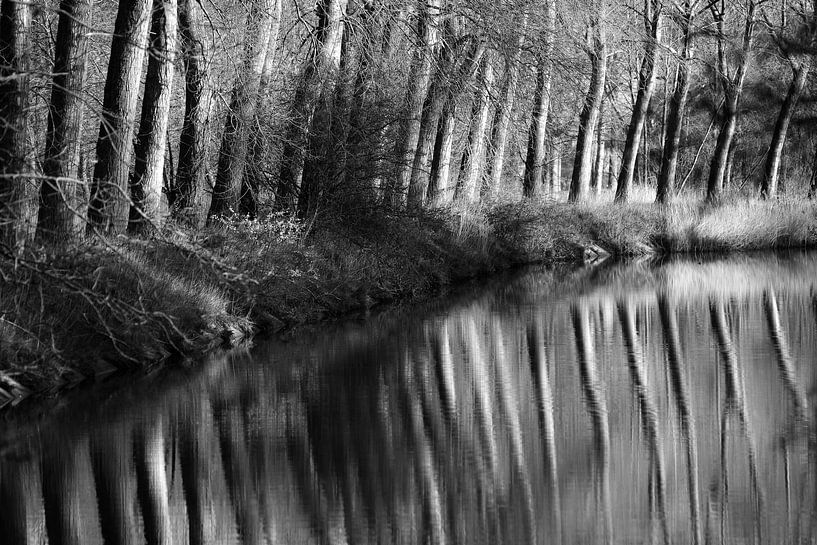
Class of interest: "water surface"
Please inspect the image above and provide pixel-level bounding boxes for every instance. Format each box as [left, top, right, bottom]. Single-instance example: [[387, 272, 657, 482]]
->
[[2, 253, 817, 544]]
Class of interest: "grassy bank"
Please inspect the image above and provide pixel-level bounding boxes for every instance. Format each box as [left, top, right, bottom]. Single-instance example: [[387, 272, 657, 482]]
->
[[2, 195, 817, 405]]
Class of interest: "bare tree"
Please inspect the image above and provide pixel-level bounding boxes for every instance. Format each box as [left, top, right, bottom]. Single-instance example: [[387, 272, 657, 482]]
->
[[37, 0, 94, 242], [87, 0, 152, 233], [171, 0, 215, 225], [615, 0, 662, 203], [129, 0, 178, 234], [0, 0, 33, 251], [457, 54, 495, 202], [208, 0, 277, 220], [569, 0, 608, 203]]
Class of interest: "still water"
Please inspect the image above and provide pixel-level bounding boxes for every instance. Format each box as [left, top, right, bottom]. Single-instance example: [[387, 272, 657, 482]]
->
[[2, 253, 817, 544]]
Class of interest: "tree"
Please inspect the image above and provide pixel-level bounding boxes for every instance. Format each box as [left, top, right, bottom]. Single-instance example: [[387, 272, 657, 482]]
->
[[87, 0, 152, 234], [389, 0, 442, 205], [37, 0, 94, 242], [0, 0, 33, 252], [129, 0, 178, 234], [276, 0, 350, 212], [208, 0, 277, 220], [655, 0, 699, 203], [523, 0, 556, 199], [705, 0, 762, 203], [456, 54, 495, 202], [172, 0, 215, 226], [568, 0, 608, 203], [615, 0, 662, 203]]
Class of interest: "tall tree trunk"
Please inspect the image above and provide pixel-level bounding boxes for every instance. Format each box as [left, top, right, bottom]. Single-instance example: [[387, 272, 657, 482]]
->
[[208, 0, 276, 219], [37, 0, 93, 242], [129, 0, 177, 234], [172, 0, 215, 226], [761, 59, 810, 198], [457, 54, 494, 202], [706, 0, 758, 203], [523, 0, 556, 199], [550, 140, 562, 192], [591, 99, 606, 193], [569, 9, 607, 203], [0, 0, 33, 252], [656, 1, 694, 204], [240, 0, 282, 218], [427, 96, 457, 204], [87, 0, 151, 234], [486, 15, 527, 197], [615, 0, 661, 203], [275, 0, 348, 215], [389, 0, 441, 205]]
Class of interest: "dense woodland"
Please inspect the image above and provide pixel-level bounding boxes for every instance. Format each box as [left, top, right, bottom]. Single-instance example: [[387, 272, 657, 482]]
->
[[1, 0, 817, 251]]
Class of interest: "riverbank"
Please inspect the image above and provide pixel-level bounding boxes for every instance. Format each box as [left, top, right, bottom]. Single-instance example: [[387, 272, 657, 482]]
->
[[2, 196, 816, 405]]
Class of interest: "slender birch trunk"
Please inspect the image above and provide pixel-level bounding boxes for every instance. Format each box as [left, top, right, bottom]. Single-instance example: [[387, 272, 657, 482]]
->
[[656, 0, 694, 204], [615, 0, 661, 203], [761, 59, 810, 198], [37, 0, 93, 242], [457, 54, 495, 202], [569, 7, 607, 203], [427, 96, 457, 203], [87, 0, 151, 234]]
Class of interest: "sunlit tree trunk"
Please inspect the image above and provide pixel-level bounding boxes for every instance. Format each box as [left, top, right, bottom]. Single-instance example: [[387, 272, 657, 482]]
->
[[427, 97, 457, 203], [135, 416, 173, 545], [208, 0, 276, 219], [550, 140, 562, 192], [240, 0, 283, 218], [486, 16, 527, 197], [569, 6, 607, 203], [457, 54, 495, 202], [591, 101, 606, 194], [0, 0, 33, 252], [761, 59, 810, 199], [706, 0, 759, 203], [656, 1, 694, 204], [87, 0, 151, 234], [37, 0, 93, 242], [523, 0, 555, 199], [615, 0, 661, 203], [172, 0, 215, 225], [390, 0, 442, 205], [129, 0, 177, 234]]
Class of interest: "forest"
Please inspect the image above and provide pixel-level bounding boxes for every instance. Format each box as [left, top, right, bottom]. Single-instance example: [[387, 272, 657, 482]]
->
[[2, 0, 817, 397]]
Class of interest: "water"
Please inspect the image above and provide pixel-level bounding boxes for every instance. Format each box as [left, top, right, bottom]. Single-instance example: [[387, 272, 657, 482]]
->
[[2, 252, 817, 544]]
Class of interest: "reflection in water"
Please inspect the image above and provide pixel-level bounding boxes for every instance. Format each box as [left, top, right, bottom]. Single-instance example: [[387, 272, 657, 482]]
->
[[3, 253, 817, 544]]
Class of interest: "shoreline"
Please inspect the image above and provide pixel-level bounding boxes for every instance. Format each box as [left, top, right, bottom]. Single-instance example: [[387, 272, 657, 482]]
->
[[1, 198, 816, 407]]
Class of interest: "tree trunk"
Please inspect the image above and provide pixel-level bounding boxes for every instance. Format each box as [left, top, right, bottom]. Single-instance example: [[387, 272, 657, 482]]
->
[[457, 54, 495, 202], [761, 59, 810, 198], [550, 141, 561, 192], [240, 0, 283, 218], [615, 0, 661, 203], [208, 0, 276, 219], [0, 0, 33, 252], [36, 0, 93, 243], [172, 0, 215, 226], [523, 0, 555, 199], [87, 0, 151, 234], [591, 99, 606, 193], [486, 15, 527, 197], [427, 96, 457, 203], [129, 0, 177, 234], [656, 3, 694, 204], [568, 10, 607, 203], [706, 0, 758, 203], [389, 0, 441, 205]]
